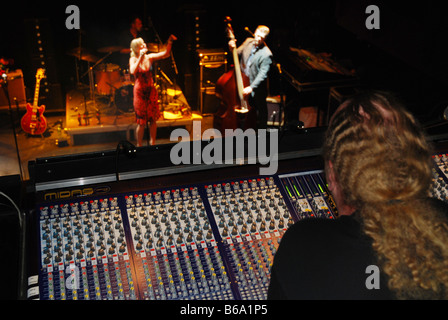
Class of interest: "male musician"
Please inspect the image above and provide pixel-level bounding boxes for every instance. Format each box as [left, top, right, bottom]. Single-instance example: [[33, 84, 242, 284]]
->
[[120, 17, 145, 55], [229, 25, 272, 129], [118, 16, 150, 68]]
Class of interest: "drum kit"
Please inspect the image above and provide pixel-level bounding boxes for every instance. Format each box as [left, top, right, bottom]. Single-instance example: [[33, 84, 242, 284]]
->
[[67, 42, 177, 119]]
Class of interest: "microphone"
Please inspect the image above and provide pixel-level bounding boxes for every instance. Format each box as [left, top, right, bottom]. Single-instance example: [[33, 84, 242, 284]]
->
[[1, 72, 7, 85], [244, 27, 255, 37], [276, 63, 282, 74]]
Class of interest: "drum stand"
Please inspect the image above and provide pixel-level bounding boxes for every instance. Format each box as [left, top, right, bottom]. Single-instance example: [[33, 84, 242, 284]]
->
[[79, 52, 114, 125]]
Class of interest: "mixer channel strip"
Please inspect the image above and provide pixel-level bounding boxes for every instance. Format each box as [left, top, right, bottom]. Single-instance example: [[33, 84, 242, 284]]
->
[[204, 176, 293, 300], [38, 199, 136, 300], [33, 170, 338, 300], [277, 170, 337, 221], [124, 188, 235, 300], [432, 153, 448, 203]]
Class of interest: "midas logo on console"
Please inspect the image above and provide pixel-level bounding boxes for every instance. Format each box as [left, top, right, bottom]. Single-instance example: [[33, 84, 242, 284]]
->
[[44, 186, 111, 201]]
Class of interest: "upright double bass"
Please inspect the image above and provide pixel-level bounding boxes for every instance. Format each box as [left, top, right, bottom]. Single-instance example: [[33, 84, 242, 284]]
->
[[214, 17, 257, 132]]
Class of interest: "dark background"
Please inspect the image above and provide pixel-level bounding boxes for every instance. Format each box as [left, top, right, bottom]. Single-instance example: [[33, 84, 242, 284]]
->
[[1, 0, 448, 125]]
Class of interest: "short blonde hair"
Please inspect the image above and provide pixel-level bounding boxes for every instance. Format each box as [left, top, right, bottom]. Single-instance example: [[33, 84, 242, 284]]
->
[[256, 25, 270, 38], [130, 37, 145, 58]]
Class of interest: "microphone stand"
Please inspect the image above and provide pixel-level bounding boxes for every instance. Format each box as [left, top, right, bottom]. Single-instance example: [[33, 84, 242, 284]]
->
[[148, 17, 179, 105], [1, 74, 23, 181]]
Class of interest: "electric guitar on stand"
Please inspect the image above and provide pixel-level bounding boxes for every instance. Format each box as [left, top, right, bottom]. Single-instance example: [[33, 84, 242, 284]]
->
[[21, 68, 47, 135]]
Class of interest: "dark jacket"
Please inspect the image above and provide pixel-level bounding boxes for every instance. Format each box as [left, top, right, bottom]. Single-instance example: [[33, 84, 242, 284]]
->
[[237, 38, 273, 96]]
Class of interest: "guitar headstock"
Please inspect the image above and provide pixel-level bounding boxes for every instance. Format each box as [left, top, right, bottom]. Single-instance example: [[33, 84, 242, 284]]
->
[[36, 68, 46, 82], [224, 16, 235, 41]]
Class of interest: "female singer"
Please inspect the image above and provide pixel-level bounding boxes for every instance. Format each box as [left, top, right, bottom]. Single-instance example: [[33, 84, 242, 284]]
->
[[129, 35, 177, 146]]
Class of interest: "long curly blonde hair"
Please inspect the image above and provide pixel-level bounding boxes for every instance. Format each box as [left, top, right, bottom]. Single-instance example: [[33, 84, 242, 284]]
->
[[323, 91, 448, 299]]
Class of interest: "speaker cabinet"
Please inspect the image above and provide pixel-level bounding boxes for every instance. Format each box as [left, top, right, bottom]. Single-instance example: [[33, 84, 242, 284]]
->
[[0, 70, 26, 109], [201, 87, 221, 115], [198, 49, 227, 114], [267, 96, 285, 127]]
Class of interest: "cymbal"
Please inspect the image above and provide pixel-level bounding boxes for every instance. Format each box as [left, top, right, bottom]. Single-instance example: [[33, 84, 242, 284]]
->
[[147, 43, 166, 53], [67, 47, 98, 63], [97, 46, 125, 53]]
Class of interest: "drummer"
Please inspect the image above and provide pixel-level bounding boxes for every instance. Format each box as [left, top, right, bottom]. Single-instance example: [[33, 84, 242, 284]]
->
[[118, 16, 150, 68]]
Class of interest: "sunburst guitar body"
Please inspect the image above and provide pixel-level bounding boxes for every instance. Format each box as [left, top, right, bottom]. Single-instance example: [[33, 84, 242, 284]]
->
[[21, 68, 47, 135]]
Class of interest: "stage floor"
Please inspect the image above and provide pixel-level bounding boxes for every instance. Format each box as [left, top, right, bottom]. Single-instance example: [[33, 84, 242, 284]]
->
[[0, 107, 213, 181]]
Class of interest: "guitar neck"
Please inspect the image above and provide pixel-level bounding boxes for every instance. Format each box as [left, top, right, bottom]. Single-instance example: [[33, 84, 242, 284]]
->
[[232, 47, 245, 101], [33, 79, 42, 110]]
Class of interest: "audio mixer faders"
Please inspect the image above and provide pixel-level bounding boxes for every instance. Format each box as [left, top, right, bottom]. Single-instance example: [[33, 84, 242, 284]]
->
[[124, 187, 235, 300], [38, 199, 136, 300], [33, 169, 340, 300]]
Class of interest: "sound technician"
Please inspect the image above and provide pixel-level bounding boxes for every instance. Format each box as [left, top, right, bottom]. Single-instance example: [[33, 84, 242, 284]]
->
[[268, 90, 448, 299]]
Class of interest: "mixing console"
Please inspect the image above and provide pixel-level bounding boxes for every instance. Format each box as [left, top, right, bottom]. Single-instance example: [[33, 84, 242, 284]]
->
[[31, 152, 448, 300]]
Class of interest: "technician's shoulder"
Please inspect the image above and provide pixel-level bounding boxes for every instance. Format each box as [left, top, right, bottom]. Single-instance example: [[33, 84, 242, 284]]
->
[[280, 217, 337, 244], [287, 217, 339, 233]]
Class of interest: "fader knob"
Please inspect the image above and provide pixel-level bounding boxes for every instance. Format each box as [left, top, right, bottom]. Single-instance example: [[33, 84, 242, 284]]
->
[[251, 222, 257, 233], [206, 230, 213, 240], [44, 254, 52, 264], [54, 254, 62, 263], [278, 219, 285, 229]]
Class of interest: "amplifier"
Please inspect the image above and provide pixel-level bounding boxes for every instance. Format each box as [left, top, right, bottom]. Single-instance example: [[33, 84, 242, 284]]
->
[[267, 96, 285, 127], [0, 69, 27, 109], [198, 49, 227, 114], [198, 49, 227, 66]]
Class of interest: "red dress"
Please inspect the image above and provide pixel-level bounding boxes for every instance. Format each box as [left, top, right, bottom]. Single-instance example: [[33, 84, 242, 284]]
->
[[133, 66, 160, 125]]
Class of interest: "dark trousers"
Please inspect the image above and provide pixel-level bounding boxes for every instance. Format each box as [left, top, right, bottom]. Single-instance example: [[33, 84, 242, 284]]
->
[[250, 91, 268, 130]]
